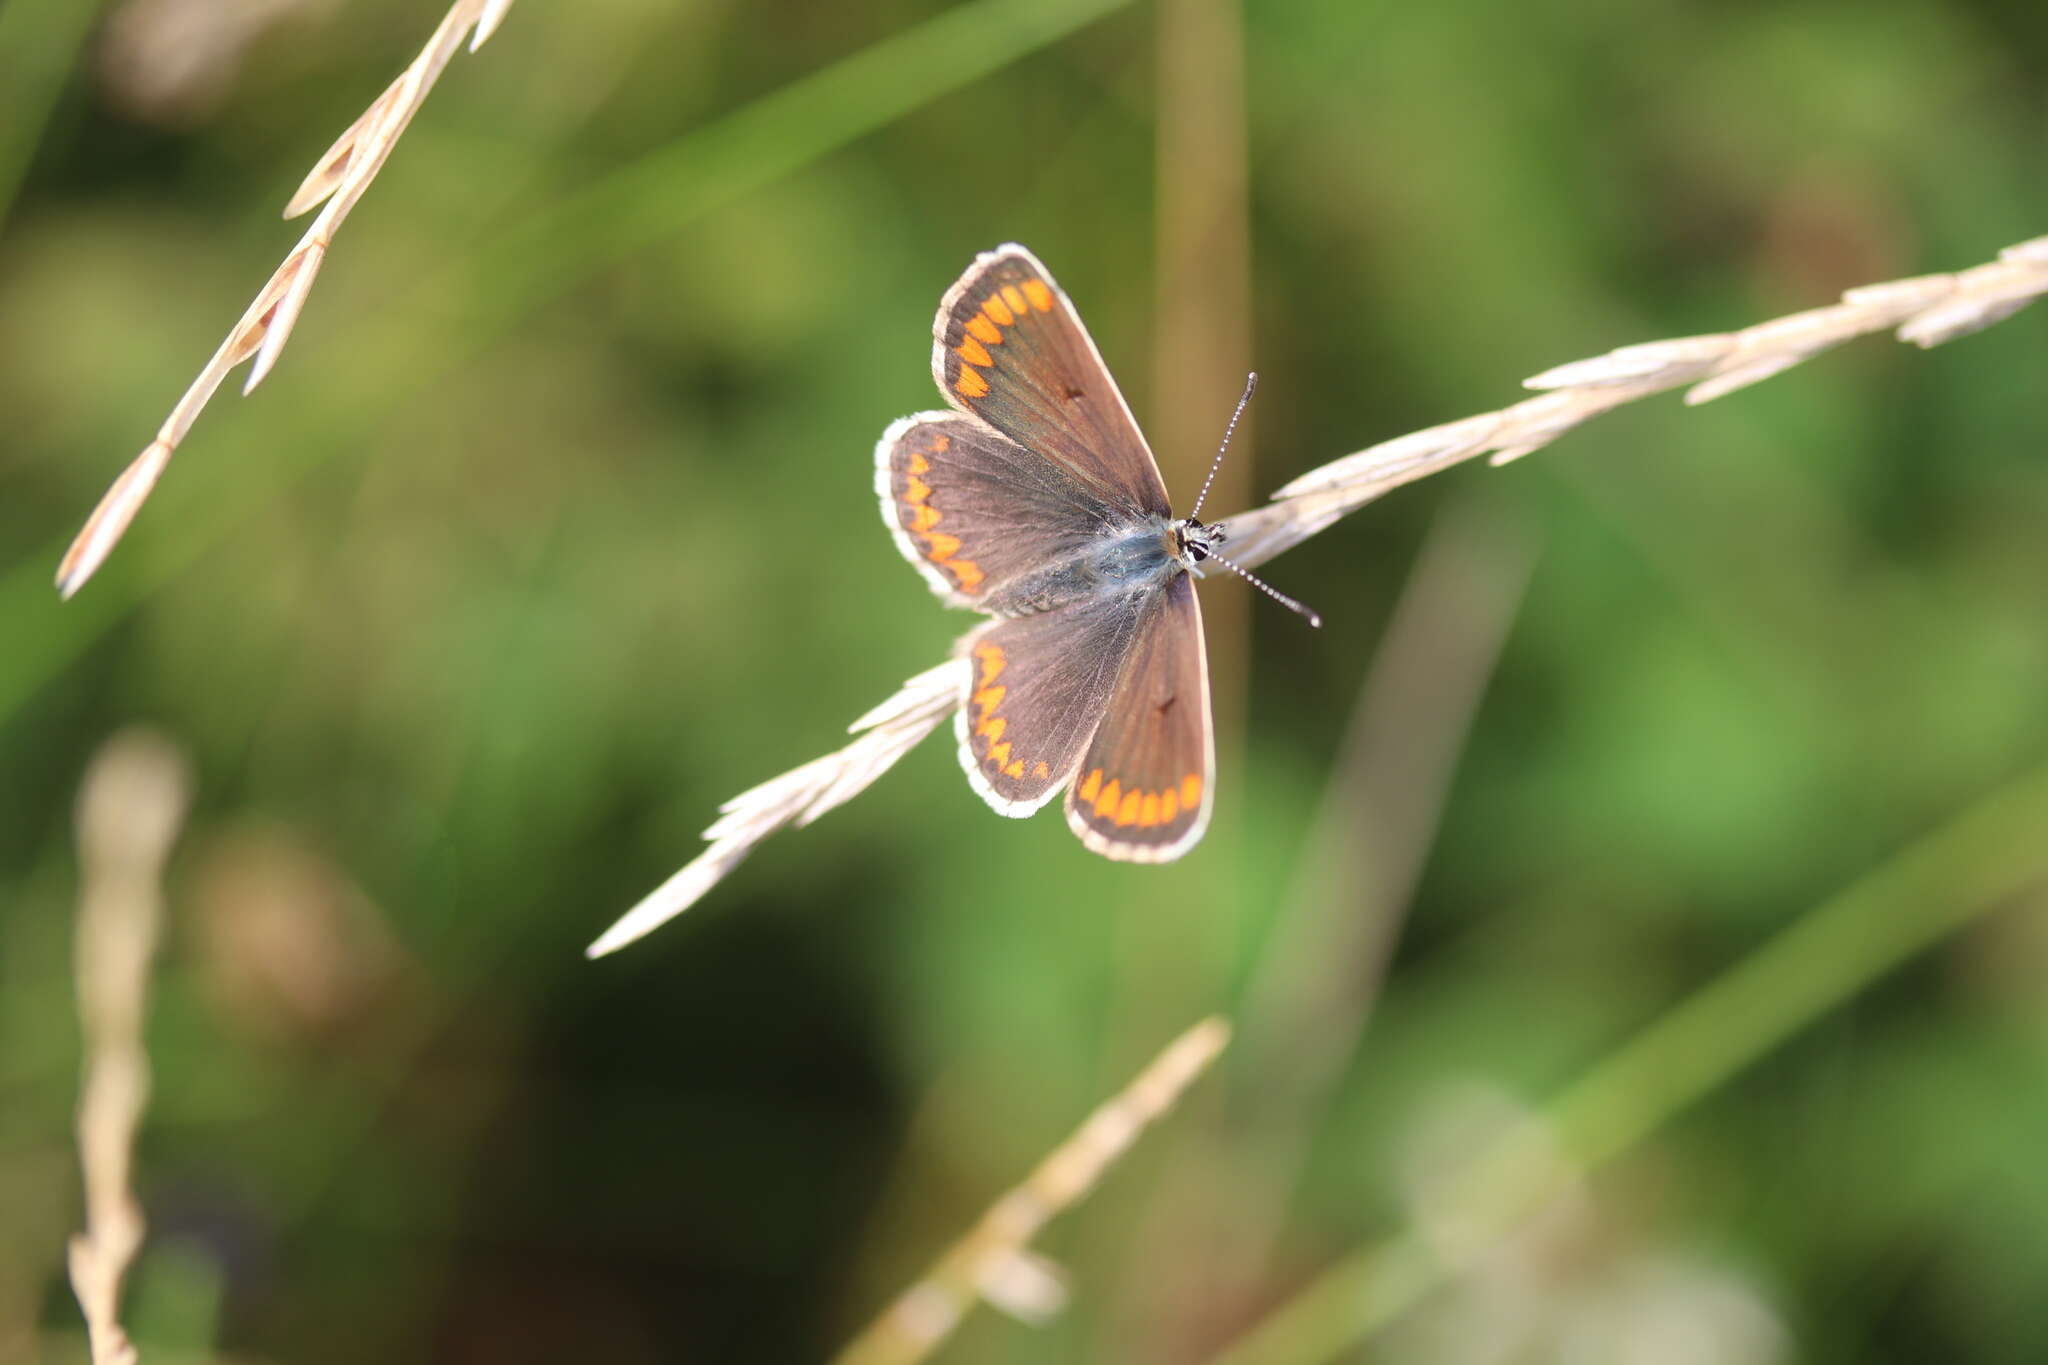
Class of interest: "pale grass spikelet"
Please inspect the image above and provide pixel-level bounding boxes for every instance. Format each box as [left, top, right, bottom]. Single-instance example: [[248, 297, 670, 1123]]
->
[[67, 731, 192, 1365], [831, 1017, 1231, 1365], [1227, 231, 2048, 571], [584, 659, 968, 958], [973, 1248, 1070, 1324], [593, 231, 2048, 950], [56, 0, 515, 600]]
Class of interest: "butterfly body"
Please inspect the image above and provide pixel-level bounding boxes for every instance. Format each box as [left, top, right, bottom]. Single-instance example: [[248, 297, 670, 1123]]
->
[[875, 246, 1221, 862], [979, 515, 1210, 618]]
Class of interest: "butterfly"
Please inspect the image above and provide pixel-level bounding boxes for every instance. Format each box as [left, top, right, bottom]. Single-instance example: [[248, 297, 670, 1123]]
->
[[875, 244, 1258, 862]]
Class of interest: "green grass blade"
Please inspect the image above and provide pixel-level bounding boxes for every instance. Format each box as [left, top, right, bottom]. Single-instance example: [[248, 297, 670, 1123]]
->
[[474, 0, 1135, 324], [0, 0, 105, 228], [1209, 761, 2048, 1365]]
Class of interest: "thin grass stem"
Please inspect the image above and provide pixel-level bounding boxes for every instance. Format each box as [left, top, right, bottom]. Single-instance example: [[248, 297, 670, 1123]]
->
[[832, 1017, 1231, 1365], [1204, 760, 2048, 1365], [67, 731, 192, 1365]]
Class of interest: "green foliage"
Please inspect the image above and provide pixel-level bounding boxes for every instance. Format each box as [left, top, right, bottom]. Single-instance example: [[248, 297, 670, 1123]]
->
[[3, 1, 2047, 1361]]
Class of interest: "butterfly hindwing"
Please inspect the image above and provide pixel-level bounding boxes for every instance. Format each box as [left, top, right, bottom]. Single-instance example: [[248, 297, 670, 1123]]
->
[[875, 412, 1122, 608], [955, 593, 1154, 815], [933, 244, 1172, 518], [1064, 573, 1214, 862]]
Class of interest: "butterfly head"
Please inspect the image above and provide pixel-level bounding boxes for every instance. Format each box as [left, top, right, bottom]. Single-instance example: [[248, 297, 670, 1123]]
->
[[1173, 515, 1226, 569], [1176, 514, 1322, 628]]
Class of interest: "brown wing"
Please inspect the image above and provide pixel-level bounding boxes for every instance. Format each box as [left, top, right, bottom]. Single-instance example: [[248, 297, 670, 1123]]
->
[[953, 591, 1157, 816], [931, 245, 1172, 517], [875, 412, 1122, 610], [1064, 573, 1213, 862]]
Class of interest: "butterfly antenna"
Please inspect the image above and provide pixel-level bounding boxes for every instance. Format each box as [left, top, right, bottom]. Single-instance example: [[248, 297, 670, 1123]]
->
[[1204, 549, 1323, 628], [1187, 371, 1256, 521]]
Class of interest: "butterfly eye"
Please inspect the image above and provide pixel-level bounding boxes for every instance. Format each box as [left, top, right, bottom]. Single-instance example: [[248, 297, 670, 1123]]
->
[[1175, 518, 1226, 563]]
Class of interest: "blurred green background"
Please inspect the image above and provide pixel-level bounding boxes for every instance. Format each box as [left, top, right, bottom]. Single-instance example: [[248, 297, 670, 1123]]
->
[[6, 0, 2048, 1361]]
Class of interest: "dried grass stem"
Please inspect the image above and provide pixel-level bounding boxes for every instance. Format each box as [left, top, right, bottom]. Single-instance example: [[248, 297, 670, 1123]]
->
[[595, 230, 2047, 950], [67, 731, 192, 1365], [832, 1017, 1232, 1365], [56, 0, 514, 600]]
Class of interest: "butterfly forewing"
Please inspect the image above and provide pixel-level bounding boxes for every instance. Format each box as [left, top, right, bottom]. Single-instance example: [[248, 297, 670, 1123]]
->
[[876, 412, 1123, 608], [933, 244, 1172, 517], [1064, 573, 1214, 862], [955, 594, 1153, 815]]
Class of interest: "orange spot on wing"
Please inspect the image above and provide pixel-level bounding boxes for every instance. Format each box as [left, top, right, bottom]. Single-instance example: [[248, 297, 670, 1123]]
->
[[1022, 280, 1054, 312], [956, 337, 993, 367], [950, 559, 985, 591], [1180, 774, 1203, 809], [1094, 779, 1122, 819], [976, 716, 1006, 744], [1160, 788, 1179, 823], [973, 684, 1005, 719], [1000, 285, 1029, 318], [1139, 793, 1161, 828], [1077, 769, 1102, 803], [1033, 761, 1050, 779], [956, 365, 989, 399], [1116, 789, 1143, 826], [974, 644, 1005, 684], [989, 740, 1013, 768], [1005, 759, 1025, 778], [926, 532, 962, 562], [908, 450, 930, 475], [908, 504, 940, 532], [982, 294, 1015, 327], [966, 314, 1002, 346], [904, 476, 931, 503]]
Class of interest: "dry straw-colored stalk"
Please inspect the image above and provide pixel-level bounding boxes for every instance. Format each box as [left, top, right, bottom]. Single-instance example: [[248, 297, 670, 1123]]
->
[[68, 731, 192, 1365], [1216, 231, 2048, 571], [55, 0, 515, 600], [589, 230, 2048, 957], [832, 1016, 1232, 1365], [585, 658, 966, 957]]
